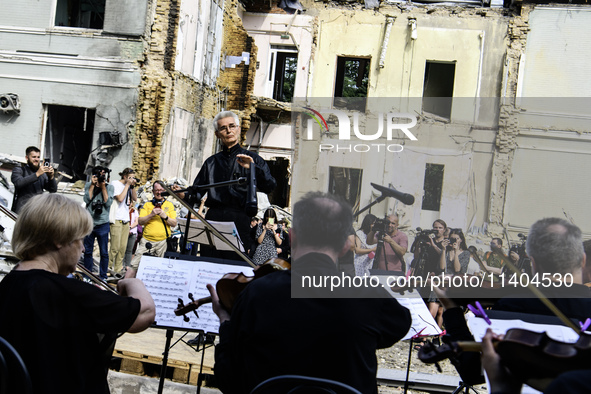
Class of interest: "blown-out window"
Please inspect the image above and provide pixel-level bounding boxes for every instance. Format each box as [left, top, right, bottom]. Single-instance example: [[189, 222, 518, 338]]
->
[[333, 57, 370, 111]]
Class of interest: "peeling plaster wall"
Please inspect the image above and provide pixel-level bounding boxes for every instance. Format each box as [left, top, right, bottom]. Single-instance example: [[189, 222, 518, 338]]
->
[[139, 0, 260, 184], [242, 13, 315, 100], [292, 5, 508, 232], [0, 1, 146, 174], [492, 5, 591, 235]]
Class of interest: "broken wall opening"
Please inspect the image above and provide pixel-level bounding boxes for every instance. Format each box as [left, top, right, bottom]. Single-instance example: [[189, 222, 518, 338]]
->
[[422, 61, 456, 119], [328, 166, 363, 214], [55, 0, 106, 29], [44, 105, 95, 182], [265, 157, 290, 208]]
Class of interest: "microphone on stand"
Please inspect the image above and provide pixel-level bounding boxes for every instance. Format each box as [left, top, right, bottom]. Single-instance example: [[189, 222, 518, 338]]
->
[[371, 183, 415, 205]]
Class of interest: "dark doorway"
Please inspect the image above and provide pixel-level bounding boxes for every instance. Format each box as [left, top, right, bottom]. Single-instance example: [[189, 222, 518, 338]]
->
[[55, 0, 106, 29], [45, 105, 95, 182], [272, 52, 298, 103], [422, 61, 456, 119], [265, 157, 290, 208]]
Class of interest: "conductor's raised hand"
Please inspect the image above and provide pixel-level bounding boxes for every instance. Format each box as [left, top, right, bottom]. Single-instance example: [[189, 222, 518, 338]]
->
[[207, 284, 231, 324], [236, 154, 253, 169]]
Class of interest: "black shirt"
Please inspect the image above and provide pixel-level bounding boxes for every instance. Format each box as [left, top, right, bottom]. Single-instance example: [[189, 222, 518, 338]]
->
[[0, 270, 140, 394], [192, 144, 276, 212], [214, 252, 412, 393]]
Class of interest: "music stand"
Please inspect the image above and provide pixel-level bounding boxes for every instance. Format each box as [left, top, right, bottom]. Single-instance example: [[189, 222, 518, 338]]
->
[[176, 218, 245, 253], [162, 184, 254, 265], [137, 254, 253, 394]]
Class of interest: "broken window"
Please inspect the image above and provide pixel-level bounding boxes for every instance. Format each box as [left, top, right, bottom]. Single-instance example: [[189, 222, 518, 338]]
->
[[44, 105, 95, 182], [422, 61, 455, 120], [421, 163, 444, 211], [265, 157, 291, 208], [333, 57, 370, 111], [55, 0, 106, 29], [267, 46, 298, 103], [328, 166, 363, 213]]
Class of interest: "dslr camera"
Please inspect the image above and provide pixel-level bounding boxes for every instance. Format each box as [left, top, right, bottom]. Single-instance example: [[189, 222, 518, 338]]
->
[[91, 200, 103, 215], [151, 197, 163, 208], [97, 168, 111, 183]]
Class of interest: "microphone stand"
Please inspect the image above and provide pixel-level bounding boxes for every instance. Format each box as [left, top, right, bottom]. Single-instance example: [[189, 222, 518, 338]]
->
[[353, 195, 387, 219]]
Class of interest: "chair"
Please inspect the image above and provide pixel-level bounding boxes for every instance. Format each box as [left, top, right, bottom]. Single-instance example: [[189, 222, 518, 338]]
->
[[0, 336, 32, 394], [250, 375, 363, 394]]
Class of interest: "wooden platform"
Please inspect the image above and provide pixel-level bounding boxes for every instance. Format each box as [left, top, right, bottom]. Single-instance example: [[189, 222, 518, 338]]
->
[[112, 327, 215, 386]]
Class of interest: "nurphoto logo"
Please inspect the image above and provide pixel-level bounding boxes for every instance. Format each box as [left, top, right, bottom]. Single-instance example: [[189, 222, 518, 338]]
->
[[299, 107, 418, 153]]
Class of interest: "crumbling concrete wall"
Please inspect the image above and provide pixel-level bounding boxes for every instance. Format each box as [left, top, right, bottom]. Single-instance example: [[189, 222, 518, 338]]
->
[[487, 5, 531, 234]]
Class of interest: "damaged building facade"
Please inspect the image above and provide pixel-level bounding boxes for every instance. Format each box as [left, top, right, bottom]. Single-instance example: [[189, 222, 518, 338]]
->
[[0, 0, 267, 199], [248, 0, 591, 238]]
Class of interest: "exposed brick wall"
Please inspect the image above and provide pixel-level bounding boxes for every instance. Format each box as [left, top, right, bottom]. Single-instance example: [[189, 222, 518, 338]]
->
[[217, 0, 259, 139], [132, 0, 259, 182], [132, 0, 178, 182]]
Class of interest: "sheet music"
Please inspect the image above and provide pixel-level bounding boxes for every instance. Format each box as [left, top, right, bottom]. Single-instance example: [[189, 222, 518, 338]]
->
[[467, 313, 580, 343], [375, 275, 443, 340], [177, 218, 245, 251], [137, 255, 254, 333]]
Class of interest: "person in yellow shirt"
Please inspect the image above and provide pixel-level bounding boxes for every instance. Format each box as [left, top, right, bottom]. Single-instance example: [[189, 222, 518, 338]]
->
[[129, 181, 178, 276]]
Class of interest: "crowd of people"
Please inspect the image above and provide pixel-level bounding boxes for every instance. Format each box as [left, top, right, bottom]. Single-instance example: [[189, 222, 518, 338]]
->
[[5, 111, 591, 394]]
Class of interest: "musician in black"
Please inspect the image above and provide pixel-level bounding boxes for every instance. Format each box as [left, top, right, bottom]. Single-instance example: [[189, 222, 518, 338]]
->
[[0, 193, 155, 394], [190, 111, 276, 258], [435, 217, 591, 387], [207, 192, 411, 393]]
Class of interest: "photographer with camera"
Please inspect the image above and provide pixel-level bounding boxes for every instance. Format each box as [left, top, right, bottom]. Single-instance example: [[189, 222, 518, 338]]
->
[[109, 168, 138, 276], [367, 214, 408, 273], [507, 234, 531, 276], [11, 146, 57, 214], [83, 166, 114, 280], [439, 228, 470, 275], [410, 219, 448, 329], [129, 181, 178, 277]]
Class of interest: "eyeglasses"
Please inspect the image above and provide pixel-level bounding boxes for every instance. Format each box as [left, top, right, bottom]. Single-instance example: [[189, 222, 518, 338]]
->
[[219, 124, 238, 132]]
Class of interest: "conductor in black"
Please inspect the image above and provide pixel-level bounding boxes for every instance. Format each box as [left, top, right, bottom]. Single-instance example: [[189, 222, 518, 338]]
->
[[191, 111, 276, 257]]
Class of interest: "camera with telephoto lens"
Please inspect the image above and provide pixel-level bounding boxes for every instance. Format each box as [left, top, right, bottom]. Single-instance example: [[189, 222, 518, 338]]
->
[[509, 234, 527, 258], [372, 217, 392, 234], [410, 228, 438, 254]]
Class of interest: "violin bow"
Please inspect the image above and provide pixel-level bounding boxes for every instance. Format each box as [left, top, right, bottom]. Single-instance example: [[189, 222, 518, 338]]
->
[[498, 253, 581, 334]]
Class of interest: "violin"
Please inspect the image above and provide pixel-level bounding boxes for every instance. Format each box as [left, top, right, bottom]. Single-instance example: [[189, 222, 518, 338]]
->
[[419, 328, 591, 391], [175, 258, 290, 320]]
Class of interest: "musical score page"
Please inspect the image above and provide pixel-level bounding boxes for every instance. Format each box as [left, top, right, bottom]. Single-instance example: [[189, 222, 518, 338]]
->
[[375, 275, 442, 339], [137, 255, 254, 333]]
